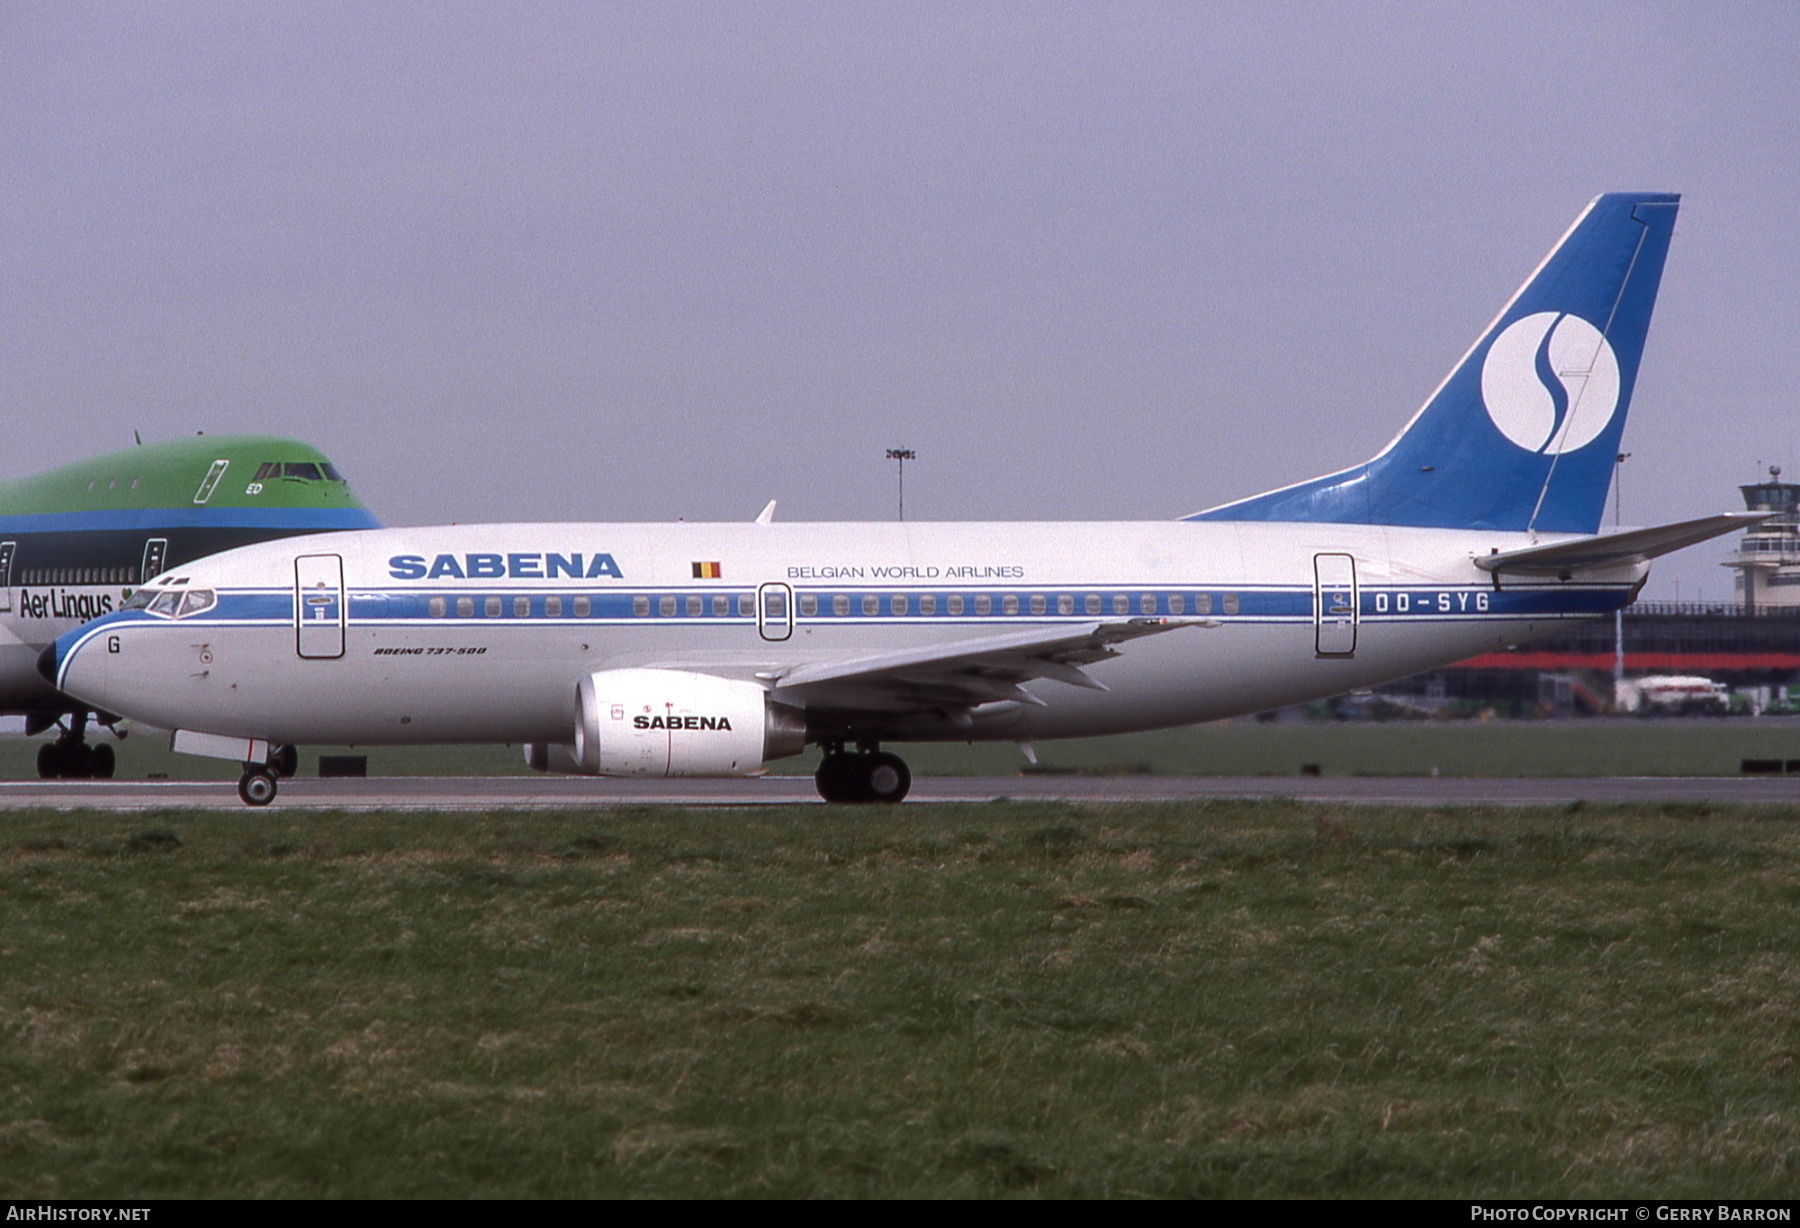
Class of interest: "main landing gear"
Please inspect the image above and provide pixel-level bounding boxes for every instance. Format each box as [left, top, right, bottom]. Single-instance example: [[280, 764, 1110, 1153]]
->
[[815, 745, 912, 804], [34, 710, 116, 779]]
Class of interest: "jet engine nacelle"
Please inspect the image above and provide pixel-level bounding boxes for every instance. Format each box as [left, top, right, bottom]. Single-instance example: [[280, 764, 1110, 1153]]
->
[[559, 668, 806, 777]]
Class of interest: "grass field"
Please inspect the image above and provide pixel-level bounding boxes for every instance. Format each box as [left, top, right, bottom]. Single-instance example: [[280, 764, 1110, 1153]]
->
[[6, 716, 1799, 782], [2, 801, 1798, 1197]]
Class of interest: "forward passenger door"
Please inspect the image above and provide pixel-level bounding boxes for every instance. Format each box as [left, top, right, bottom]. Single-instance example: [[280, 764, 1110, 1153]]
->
[[295, 554, 345, 659]]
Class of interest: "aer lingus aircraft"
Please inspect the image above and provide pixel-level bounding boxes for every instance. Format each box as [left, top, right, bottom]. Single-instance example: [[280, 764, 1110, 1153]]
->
[[46, 193, 1759, 805], [2, 434, 378, 776]]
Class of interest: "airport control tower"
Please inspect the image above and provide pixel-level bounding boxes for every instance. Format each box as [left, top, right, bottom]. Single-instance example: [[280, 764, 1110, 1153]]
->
[[1724, 466, 1800, 612]]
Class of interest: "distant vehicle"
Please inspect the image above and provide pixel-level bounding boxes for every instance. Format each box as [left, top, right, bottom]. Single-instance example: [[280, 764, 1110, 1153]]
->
[[1, 435, 379, 776], [1618, 675, 1732, 716], [46, 192, 1765, 805]]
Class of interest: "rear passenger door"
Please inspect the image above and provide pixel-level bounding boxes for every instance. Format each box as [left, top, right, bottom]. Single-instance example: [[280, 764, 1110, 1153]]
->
[[1313, 553, 1358, 657]]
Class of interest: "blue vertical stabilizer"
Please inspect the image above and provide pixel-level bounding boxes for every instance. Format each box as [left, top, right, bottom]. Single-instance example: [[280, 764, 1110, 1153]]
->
[[1189, 192, 1679, 533]]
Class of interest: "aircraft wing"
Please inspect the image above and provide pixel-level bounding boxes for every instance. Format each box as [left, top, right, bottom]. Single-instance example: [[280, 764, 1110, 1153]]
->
[[1474, 513, 1768, 576], [767, 617, 1216, 710]]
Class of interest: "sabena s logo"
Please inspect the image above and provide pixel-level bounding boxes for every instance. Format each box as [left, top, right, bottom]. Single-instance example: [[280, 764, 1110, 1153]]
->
[[1480, 312, 1621, 455]]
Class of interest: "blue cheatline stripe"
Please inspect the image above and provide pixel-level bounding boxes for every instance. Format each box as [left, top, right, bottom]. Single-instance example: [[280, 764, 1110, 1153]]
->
[[113, 582, 1632, 630], [0, 507, 380, 534]]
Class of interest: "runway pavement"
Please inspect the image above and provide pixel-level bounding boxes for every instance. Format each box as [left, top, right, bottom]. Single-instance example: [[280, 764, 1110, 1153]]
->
[[2, 773, 1800, 810]]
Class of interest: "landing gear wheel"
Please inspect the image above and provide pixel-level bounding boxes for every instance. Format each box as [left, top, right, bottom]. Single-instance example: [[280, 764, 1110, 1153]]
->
[[238, 768, 278, 807], [864, 752, 911, 803], [36, 710, 103, 780], [269, 745, 299, 778], [814, 750, 912, 804], [815, 751, 863, 803]]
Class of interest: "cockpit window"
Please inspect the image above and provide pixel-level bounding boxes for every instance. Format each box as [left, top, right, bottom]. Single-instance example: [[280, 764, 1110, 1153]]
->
[[259, 461, 344, 482], [139, 588, 216, 618]]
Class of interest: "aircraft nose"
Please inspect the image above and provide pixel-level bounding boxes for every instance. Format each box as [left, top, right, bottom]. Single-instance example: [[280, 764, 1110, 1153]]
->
[[36, 642, 57, 686]]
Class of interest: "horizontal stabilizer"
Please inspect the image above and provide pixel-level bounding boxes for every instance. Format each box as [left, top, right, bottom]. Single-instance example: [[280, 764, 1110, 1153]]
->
[[1474, 513, 1767, 575]]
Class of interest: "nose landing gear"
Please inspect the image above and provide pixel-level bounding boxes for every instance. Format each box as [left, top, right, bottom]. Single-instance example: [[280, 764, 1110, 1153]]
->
[[237, 767, 278, 806], [815, 745, 911, 803]]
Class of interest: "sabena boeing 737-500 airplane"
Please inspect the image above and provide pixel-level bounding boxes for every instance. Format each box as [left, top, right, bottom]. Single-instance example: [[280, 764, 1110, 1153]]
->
[[43, 192, 1762, 805]]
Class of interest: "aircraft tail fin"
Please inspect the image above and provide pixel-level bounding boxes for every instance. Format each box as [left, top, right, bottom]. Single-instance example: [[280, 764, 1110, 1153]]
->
[[1189, 192, 1680, 534]]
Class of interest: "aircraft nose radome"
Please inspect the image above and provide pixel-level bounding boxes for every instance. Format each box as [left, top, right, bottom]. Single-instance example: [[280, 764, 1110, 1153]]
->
[[35, 643, 57, 686]]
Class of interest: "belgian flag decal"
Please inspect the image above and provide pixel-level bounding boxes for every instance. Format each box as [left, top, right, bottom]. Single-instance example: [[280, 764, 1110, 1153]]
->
[[691, 561, 722, 579]]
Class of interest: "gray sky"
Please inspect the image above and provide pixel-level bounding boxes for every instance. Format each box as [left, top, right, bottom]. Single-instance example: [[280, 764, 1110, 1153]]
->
[[4, 1, 1797, 602]]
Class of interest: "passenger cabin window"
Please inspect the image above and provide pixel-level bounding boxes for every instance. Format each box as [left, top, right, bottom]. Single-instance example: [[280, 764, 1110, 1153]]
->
[[1057, 594, 1073, 615], [633, 596, 649, 616], [919, 594, 937, 615], [1195, 593, 1213, 614], [737, 594, 754, 617], [687, 595, 703, 617], [799, 594, 818, 617], [1112, 594, 1129, 615], [514, 596, 530, 618], [892, 594, 908, 615], [833, 595, 850, 616], [861, 595, 879, 616], [975, 595, 992, 615], [1222, 593, 1240, 615], [574, 596, 591, 617], [713, 595, 729, 616], [1002, 594, 1019, 615], [1030, 594, 1046, 615], [1141, 594, 1157, 615], [948, 595, 965, 615], [660, 596, 676, 616], [429, 596, 446, 617], [546, 596, 562, 617], [457, 596, 474, 617], [485, 596, 501, 617], [1169, 594, 1185, 614], [1086, 594, 1101, 615]]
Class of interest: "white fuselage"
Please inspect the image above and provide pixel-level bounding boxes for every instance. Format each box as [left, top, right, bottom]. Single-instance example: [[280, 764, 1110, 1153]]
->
[[52, 519, 1638, 752]]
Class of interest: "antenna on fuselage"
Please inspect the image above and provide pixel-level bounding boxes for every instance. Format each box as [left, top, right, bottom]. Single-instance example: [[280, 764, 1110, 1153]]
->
[[133, 430, 142, 446]]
